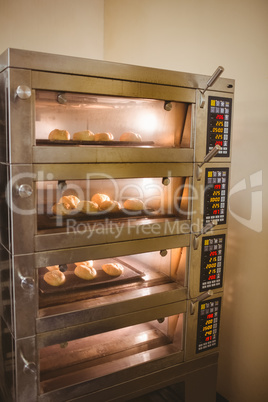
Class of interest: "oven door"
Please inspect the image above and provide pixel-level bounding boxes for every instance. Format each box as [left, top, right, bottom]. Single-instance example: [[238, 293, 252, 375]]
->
[[7, 68, 195, 165]]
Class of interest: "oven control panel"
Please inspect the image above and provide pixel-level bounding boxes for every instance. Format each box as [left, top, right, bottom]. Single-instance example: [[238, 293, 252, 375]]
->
[[196, 297, 221, 354], [204, 167, 229, 226], [207, 96, 232, 157], [200, 234, 225, 291]]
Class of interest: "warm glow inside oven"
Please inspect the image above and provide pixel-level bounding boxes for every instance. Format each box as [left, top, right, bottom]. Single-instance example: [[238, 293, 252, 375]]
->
[[34, 91, 191, 148], [39, 314, 184, 395], [36, 177, 190, 233], [38, 247, 188, 314]]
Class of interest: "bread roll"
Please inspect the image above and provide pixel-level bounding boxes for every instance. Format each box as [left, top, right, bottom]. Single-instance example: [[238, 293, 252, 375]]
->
[[94, 132, 114, 141], [74, 264, 97, 280], [59, 195, 80, 210], [49, 129, 70, 141], [120, 132, 142, 142], [44, 270, 66, 286], [46, 265, 60, 271], [77, 200, 99, 214], [102, 263, 124, 277], [123, 198, 144, 211], [75, 260, 93, 268], [73, 130, 95, 141], [91, 193, 110, 206], [51, 203, 72, 216], [99, 200, 121, 212]]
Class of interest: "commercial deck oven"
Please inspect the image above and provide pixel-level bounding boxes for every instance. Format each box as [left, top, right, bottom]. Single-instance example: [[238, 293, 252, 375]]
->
[[0, 49, 234, 402]]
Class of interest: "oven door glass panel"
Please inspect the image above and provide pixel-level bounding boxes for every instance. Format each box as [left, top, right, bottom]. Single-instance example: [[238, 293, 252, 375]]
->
[[38, 248, 188, 313], [36, 177, 189, 233], [35, 91, 191, 148], [39, 314, 184, 395]]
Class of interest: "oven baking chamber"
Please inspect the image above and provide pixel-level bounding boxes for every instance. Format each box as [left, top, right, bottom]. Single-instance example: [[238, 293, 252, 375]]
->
[[39, 313, 184, 399], [35, 90, 191, 149], [13, 241, 189, 338], [36, 176, 190, 232], [9, 165, 192, 254]]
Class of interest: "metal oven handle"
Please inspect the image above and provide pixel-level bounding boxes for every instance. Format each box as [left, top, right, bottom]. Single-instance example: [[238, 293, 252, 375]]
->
[[20, 350, 37, 375], [193, 220, 218, 250], [190, 290, 214, 315], [199, 66, 224, 107]]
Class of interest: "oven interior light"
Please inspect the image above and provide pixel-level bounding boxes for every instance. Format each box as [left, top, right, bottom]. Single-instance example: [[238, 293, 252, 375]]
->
[[137, 333, 149, 342], [137, 112, 158, 133]]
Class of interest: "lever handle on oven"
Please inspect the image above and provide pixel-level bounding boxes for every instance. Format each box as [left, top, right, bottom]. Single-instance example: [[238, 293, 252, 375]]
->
[[196, 145, 221, 180], [190, 290, 213, 315], [193, 220, 218, 249], [20, 350, 37, 375], [201, 66, 224, 94], [199, 66, 224, 107]]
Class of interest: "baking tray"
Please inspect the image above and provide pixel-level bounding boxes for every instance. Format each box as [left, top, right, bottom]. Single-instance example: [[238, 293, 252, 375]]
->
[[39, 259, 145, 295], [36, 139, 155, 146], [37, 208, 158, 230]]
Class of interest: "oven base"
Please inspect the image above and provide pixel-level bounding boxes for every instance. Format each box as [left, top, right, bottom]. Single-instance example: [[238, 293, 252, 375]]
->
[[40, 354, 218, 402]]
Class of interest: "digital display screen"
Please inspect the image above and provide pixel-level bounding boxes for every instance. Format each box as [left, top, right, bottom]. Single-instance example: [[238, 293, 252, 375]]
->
[[200, 234, 225, 292], [207, 96, 232, 157], [196, 297, 221, 354], [204, 168, 229, 226]]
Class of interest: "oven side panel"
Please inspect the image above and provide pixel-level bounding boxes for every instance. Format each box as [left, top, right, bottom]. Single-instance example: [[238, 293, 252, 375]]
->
[[0, 69, 8, 163], [7, 68, 33, 165], [0, 317, 16, 402], [0, 245, 13, 335]]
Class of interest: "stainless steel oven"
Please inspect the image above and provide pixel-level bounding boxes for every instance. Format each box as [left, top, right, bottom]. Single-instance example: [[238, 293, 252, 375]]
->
[[0, 49, 234, 402]]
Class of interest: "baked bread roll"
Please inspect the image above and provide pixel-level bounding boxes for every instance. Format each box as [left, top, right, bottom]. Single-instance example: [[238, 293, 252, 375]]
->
[[99, 200, 121, 212], [73, 130, 95, 141], [123, 198, 144, 211], [102, 263, 124, 277], [74, 264, 97, 280], [77, 200, 98, 214], [59, 195, 80, 210], [120, 132, 142, 142], [48, 129, 70, 141], [94, 132, 114, 141], [51, 203, 72, 216], [46, 265, 60, 271], [91, 193, 110, 206], [44, 270, 66, 286], [75, 260, 93, 268]]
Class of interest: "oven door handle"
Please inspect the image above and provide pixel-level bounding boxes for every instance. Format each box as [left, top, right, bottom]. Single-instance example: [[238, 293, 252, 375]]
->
[[20, 350, 37, 375], [190, 290, 213, 315]]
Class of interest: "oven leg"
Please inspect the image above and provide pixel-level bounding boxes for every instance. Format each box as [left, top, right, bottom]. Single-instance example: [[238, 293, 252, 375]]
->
[[184, 362, 218, 402]]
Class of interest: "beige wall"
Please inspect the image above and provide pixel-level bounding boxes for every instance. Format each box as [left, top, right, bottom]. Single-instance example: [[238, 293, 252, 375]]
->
[[0, 0, 104, 58], [104, 1, 268, 402]]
